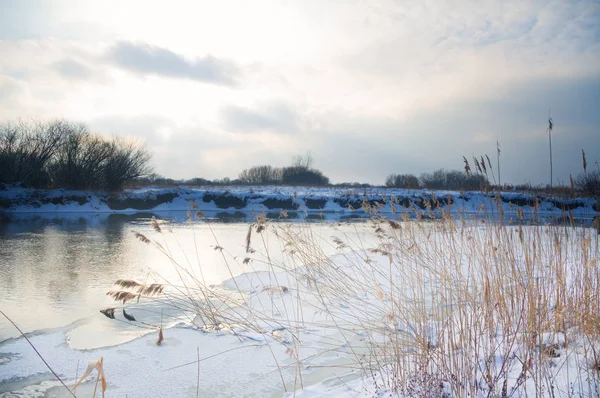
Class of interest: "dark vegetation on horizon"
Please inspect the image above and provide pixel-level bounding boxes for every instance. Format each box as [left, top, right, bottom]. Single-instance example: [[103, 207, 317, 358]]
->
[[238, 154, 329, 186], [1, 119, 598, 196], [0, 120, 151, 191], [136, 167, 599, 197]]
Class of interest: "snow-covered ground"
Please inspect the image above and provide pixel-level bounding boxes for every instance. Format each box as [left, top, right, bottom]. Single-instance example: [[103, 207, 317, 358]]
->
[[1, 215, 598, 397]]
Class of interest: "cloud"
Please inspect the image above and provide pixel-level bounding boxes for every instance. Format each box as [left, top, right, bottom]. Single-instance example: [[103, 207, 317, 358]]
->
[[85, 113, 307, 180], [1, 1, 598, 186], [106, 41, 240, 85], [83, 74, 600, 185], [335, 0, 600, 113], [473, 133, 493, 143], [52, 59, 93, 80], [88, 115, 174, 141], [0, 1, 54, 40], [221, 102, 301, 134], [87, 115, 243, 179], [307, 74, 600, 185], [0, 1, 107, 40], [0, 76, 27, 121], [0, 77, 21, 103]]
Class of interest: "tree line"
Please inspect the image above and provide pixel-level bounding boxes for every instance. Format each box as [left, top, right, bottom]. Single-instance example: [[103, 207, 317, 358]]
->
[[237, 154, 329, 186], [0, 120, 151, 191], [385, 170, 488, 190], [140, 159, 598, 195], [2, 119, 597, 195]]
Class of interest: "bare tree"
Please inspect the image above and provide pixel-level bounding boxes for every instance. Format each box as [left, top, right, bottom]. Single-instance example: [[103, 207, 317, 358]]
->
[[293, 152, 313, 169], [0, 119, 152, 191], [102, 138, 152, 191], [49, 125, 113, 189], [385, 174, 420, 189], [238, 165, 282, 185], [0, 120, 70, 187], [575, 170, 600, 196]]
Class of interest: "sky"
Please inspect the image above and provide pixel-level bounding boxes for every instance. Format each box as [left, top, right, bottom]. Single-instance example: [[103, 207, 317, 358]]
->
[[0, 0, 599, 185]]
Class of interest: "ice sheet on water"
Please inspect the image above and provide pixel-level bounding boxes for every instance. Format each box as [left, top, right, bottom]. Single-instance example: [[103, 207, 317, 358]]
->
[[0, 326, 297, 397]]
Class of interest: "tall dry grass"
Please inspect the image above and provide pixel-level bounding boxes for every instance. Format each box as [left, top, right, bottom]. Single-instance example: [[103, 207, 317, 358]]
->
[[107, 199, 599, 397]]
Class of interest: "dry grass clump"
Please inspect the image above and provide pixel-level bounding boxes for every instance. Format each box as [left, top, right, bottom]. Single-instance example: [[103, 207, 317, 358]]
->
[[283, 211, 596, 395], [108, 200, 599, 397]]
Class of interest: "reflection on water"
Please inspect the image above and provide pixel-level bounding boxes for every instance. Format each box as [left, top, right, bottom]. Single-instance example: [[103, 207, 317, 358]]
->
[[0, 213, 227, 342], [0, 212, 371, 344], [0, 218, 130, 342]]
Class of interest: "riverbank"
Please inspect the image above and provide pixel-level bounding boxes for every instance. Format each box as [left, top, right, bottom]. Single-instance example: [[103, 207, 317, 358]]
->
[[1, 185, 597, 218]]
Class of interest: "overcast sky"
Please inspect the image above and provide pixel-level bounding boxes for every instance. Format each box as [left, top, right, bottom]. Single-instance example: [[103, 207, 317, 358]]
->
[[0, 0, 598, 185]]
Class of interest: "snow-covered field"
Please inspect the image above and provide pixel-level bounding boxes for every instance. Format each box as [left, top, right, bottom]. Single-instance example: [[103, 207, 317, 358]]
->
[[1, 209, 598, 397]]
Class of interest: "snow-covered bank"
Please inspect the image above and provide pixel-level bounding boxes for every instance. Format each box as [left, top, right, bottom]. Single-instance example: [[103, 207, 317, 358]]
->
[[1, 199, 599, 397], [1, 185, 597, 220], [2, 221, 598, 397]]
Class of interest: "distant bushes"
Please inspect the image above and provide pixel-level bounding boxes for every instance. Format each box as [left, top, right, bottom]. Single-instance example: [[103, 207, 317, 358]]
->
[[237, 154, 330, 186], [385, 173, 420, 189], [420, 169, 488, 190], [0, 120, 151, 191], [280, 165, 329, 185], [332, 182, 373, 188], [385, 169, 488, 191], [238, 165, 282, 185], [575, 171, 600, 196]]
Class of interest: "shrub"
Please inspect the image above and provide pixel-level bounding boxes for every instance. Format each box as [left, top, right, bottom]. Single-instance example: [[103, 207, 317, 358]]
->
[[420, 168, 488, 190], [238, 165, 282, 185], [334, 182, 373, 188], [575, 170, 600, 196], [101, 139, 151, 191], [238, 154, 330, 187], [48, 125, 111, 189], [280, 166, 329, 186], [183, 177, 212, 186], [0, 119, 152, 191], [385, 173, 420, 189], [0, 120, 71, 187]]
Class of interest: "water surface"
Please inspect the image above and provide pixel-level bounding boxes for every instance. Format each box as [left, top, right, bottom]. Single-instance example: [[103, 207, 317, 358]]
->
[[0, 212, 368, 344]]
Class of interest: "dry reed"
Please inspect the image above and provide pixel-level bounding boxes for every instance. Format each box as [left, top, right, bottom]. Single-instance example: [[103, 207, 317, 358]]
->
[[108, 197, 599, 397]]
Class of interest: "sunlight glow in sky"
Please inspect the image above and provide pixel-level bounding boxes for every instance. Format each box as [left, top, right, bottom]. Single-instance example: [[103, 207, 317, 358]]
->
[[1, 0, 599, 184]]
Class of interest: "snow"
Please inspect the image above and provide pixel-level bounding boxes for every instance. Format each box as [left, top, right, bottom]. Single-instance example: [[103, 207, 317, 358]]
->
[[0, 260, 379, 396], [0, 326, 293, 397], [3, 240, 597, 397], [1, 195, 598, 397], [1, 185, 597, 222]]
